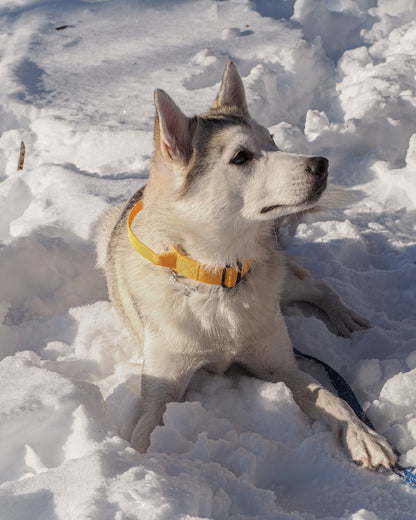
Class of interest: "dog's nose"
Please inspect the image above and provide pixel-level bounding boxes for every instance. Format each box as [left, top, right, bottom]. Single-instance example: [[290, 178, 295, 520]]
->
[[305, 157, 328, 178]]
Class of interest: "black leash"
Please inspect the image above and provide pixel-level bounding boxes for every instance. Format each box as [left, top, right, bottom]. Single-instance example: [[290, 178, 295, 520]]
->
[[293, 348, 416, 489]]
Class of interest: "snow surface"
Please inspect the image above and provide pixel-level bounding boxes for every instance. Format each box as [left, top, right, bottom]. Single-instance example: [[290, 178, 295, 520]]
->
[[0, 0, 416, 518]]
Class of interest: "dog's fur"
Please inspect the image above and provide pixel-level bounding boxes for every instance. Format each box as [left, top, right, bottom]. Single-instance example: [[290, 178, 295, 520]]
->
[[96, 62, 395, 468]]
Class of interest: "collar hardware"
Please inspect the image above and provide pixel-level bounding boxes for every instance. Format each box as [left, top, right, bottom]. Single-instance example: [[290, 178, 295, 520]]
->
[[221, 262, 243, 288]]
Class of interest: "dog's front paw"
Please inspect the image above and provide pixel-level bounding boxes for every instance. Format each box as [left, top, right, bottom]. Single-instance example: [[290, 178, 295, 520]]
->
[[130, 416, 153, 453], [326, 306, 370, 338], [342, 423, 396, 469]]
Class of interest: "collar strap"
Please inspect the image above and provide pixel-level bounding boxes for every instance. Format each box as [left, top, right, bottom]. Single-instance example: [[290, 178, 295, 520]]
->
[[127, 200, 252, 288]]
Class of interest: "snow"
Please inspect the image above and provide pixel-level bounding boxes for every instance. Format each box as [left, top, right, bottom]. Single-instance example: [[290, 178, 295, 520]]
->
[[0, 0, 416, 518]]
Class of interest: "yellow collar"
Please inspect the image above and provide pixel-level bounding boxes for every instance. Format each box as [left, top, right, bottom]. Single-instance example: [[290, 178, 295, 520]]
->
[[127, 200, 252, 288]]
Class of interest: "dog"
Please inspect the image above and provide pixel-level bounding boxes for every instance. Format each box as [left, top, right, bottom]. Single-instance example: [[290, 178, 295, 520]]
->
[[96, 61, 395, 468]]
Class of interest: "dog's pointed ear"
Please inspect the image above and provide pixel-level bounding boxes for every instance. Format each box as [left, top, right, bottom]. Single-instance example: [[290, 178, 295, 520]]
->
[[213, 61, 249, 116], [154, 89, 193, 164]]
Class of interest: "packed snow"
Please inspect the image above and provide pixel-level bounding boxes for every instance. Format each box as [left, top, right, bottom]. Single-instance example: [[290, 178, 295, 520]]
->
[[1, 0, 416, 518]]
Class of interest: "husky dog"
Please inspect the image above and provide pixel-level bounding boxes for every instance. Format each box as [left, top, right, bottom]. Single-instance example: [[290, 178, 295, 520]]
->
[[96, 61, 395, 468]]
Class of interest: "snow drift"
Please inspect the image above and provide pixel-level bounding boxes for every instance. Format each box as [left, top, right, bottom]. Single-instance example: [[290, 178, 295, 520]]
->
[[0, 0, 416, 518]]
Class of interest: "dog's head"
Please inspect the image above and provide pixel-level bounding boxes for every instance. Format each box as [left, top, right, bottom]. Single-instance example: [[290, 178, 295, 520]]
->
[[149, 61, 328, 227]]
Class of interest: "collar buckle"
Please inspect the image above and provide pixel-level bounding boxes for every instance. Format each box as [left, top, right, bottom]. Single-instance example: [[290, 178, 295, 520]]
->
[[221, 261, 243, 288]]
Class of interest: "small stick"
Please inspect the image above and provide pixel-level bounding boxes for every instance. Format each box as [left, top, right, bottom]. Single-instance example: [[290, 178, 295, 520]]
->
[[55, 25, 75, 31], [17, 141, 25, 170], [205, 44, 216, 58]]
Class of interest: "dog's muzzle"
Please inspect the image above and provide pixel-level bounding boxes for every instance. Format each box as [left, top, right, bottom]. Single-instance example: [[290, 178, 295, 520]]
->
[[260, 156, 328, 215]]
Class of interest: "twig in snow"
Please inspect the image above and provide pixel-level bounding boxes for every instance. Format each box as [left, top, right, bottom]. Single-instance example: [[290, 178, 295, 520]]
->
[[17, 141, 25, 171], [205, 45, 216, 58], [56, 25, 75, 31]]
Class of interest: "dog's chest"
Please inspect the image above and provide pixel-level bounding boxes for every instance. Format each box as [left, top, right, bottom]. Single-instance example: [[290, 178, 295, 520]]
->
[[172, 264, 282, 348]]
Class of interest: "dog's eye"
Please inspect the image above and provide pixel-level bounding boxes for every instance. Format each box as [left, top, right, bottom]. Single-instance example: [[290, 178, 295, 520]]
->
[[230, 150, 252, 165]]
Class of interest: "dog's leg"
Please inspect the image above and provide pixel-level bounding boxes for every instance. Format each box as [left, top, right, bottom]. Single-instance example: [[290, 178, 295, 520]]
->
[[130, 333, 204, 453], [239, 318, 395, 469], [283, 259, 370, 337], [278, 367, 395, 468], [130, 374, 187, 453]]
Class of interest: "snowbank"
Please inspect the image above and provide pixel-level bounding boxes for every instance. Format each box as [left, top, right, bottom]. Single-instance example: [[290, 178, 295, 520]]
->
[[1, 0, 416, 518]]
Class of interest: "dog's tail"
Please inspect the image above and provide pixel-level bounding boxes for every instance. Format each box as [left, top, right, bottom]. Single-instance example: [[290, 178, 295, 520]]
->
[[273, 185, 363, 249], [311, 184, 363, 212]]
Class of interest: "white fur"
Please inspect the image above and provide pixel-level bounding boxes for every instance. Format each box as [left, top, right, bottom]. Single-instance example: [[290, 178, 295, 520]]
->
[[96, 61, 395, 469]]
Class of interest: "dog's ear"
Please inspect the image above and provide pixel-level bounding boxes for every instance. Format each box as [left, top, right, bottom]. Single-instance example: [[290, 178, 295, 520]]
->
[[154, 89, 193, 164], [213, 61, 249, 116]]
